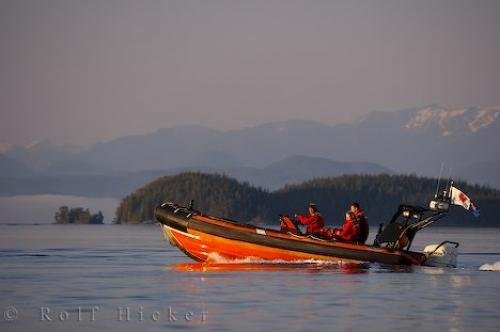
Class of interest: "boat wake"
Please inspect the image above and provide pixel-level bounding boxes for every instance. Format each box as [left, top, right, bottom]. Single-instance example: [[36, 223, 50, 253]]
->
[[479, 261, 500, 271], [170, 252, 371, 273], [204, 252, 339, 265]]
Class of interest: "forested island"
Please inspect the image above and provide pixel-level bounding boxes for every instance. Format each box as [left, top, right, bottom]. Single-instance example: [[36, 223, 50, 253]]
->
[[54, 206, 104, 224], [115, 172, 500, 227]]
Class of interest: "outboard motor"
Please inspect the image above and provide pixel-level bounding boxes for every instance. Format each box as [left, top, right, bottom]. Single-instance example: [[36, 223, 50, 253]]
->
[[423, 241, 459, 268]]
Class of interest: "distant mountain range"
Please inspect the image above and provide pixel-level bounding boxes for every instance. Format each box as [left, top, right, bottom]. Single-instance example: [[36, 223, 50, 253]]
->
[[0, 154, 35, 177], [222, 155, 391, 190], [0, 155, 391, 196], [1, 104, 499, 192]]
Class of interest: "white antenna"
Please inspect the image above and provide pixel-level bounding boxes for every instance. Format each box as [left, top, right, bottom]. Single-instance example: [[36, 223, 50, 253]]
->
[[446, 166, 453, 198], [449, 180, 454, 199], [435, 162, 444, 198]]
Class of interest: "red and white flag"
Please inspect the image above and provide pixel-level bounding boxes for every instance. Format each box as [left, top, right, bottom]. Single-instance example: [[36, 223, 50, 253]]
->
[[450, 185, 480, 217], [451, 186, 471, 209]]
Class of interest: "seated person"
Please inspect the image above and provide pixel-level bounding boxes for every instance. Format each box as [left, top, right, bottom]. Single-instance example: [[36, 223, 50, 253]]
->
[[333, 202, 369, 243], [350, 202, 369, 243], [294, 203, 325, 236]]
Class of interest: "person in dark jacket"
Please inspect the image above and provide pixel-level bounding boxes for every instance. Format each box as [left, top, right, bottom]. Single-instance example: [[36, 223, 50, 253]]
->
[[295, 203, 325, 236]]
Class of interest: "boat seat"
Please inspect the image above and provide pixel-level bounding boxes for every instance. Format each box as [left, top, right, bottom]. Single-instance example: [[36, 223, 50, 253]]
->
[[374, 223, 405, 246]]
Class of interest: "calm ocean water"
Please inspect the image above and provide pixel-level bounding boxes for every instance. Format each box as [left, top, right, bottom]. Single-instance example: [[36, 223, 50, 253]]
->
[[1, 224, 499, 331]]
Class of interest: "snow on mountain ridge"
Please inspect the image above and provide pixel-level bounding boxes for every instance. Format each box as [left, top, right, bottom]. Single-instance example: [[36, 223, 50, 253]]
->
[[404, 106, 500, 135], [405, 106, 465, 130], [468, 107, 500, 132]]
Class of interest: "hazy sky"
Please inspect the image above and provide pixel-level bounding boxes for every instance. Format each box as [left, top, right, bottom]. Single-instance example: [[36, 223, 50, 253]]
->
[[1, 0, 499, 146]]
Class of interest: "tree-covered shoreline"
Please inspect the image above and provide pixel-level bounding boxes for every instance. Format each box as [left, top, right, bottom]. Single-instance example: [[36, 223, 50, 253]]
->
[[55, 206, 104, 224], [115, 172, 500, 227]]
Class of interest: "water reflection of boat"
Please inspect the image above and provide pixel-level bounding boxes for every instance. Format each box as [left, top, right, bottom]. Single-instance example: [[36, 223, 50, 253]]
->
[[155, 191, 461, 268]]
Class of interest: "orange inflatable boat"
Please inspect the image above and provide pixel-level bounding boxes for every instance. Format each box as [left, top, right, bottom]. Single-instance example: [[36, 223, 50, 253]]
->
[[155, 198, 459, 267]]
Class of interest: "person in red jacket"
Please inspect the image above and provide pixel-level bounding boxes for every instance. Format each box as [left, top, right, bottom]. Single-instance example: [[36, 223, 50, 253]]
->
[[334, 202, 369, 243], [351, 202, 369, 243], [333, 212, 361, 242], [295, 203, 325, 236]]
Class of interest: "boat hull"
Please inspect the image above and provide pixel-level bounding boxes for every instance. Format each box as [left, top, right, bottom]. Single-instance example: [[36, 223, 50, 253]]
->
[[155, 204, 425, 266]]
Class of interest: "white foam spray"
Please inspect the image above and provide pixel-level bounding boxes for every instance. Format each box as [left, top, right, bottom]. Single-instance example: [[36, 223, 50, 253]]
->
[[479, 261, 500, 271], [205, 252, 339, 265]]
